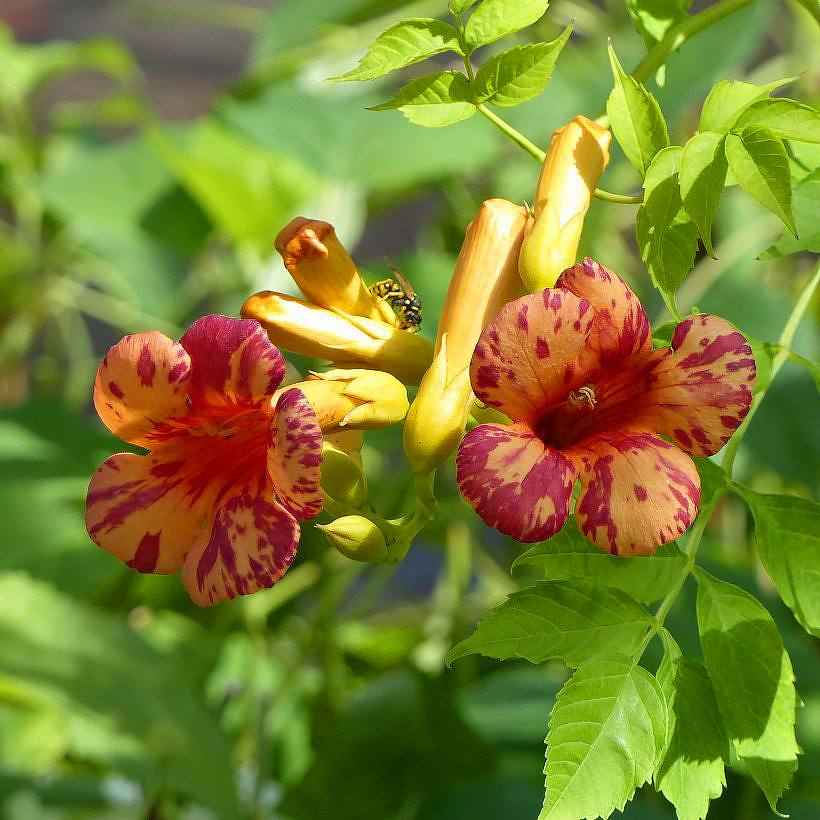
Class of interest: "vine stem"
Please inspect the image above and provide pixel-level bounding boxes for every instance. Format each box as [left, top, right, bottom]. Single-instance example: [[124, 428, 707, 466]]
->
[[635, 262, 820, 660], [629, 0, 760, 85], [476, 104, 642, 204], [721, 262, 820, 477]]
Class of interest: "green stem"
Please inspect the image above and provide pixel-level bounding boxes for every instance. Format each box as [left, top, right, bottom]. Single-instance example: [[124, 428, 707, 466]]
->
[[593, 189, 643, 205], [721, 262, 820, 477], [476, 103, 546, 162], [792, 0, 820, 26], [630, 0, 760, 85]]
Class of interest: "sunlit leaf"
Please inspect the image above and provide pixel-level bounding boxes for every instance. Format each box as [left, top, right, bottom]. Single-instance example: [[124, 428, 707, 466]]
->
[[732, 485, 820, 637], [607, 44, 669, 176], [679, 131, 727, 256], [734, 98, 820, 143], [446, 580, 653, 666], [450, 0, 478, 12], [698, 77, 794, 133], [513, 520, 686, 604], [473, 26, 572, 107], [370, 71, 476, 126], [696, 571, 799, 811], [329, 19, 462, 82], [759, 168, 820, 258], [655, 653, 729, 820], [725, 126, 796, 236], [541, 656, 666, 819], [464, 0, 551, 49], [626, 0, 690, 49]]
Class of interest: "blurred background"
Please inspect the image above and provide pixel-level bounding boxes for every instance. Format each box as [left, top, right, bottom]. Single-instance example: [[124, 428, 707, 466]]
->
[[0, 1, 817, 818]]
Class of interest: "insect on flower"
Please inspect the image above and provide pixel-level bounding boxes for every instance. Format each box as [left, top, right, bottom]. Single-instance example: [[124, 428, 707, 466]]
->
[[369, 260, 422, 332]]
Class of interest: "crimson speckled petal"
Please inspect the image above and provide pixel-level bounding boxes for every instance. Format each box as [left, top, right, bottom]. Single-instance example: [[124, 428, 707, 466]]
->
[[268, 388, 323, 520], [470, 288, 600, 424], [568, 430, 700, 555], [556, 258, 652, 367], [180, 314, 286, 411], [182, 484, 299, 607], [92, 331, 191, 447], [456, 422, 576, 542]]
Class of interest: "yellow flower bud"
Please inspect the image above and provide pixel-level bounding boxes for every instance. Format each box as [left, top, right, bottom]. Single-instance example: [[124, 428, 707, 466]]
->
[[241, 291, 433, 385], [275, 217, 387, 321], [281, 369, 409, 434], [518, 116, 611, 291], [317, 515, 388, 562], [320, 440, 368, 508], [404, 198, 528, 475]]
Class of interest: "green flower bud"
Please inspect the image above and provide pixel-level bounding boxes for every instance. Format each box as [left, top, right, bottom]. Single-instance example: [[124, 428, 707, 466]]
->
[[317, 516, 388, 563], [320, 441, 368, 508]]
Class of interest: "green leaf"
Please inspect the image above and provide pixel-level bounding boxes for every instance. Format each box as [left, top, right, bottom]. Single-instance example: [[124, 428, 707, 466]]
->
[[696, 571, 799, 810], [450, 0, 478, 13], [732, 485, 820, 637], [636, 202, 698, 305], [370, 71, 476, 127], [148, 120, 318, 251], [606, 44, 669, 176], [643, 145, 684, 256], [788, 351, 820, 390], [735, 98, 820, 143], [541, 656, 667, 820], [655, 656, 729, 820], [725, 126, 796, 236], [473, 26, 572, 107], [329, 19, 462, 82], [446, 580, 653, 666], [626, 0, 690, 50], [759, 168, 820, 258], [464, 0, 551, 49], [513, 520, 686, 604], [679, 131, 727, 256], [0, 573, 239, 815], [698, 77, 795, 133]]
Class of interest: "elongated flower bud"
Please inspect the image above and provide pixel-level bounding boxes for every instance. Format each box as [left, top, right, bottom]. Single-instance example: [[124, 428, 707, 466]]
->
[[320, 439, 368, 508], [518, 116, 611, 291], [281, 369, 409, 433], [404, 199, 528, 475], [276, 217, 389, 321], [241, 291, 433, 385], [318, 516, 388, 562]]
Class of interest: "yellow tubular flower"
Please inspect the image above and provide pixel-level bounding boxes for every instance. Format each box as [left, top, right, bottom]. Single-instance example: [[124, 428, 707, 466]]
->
[[518, 116, 611, 291], [404, 198, 529, 476], [241, 291, 433, 385], [278, 369, 409, 434], [275, 217, 394, 323]]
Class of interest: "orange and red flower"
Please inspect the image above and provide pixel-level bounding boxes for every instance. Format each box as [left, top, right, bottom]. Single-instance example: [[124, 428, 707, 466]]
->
[[456, 259, 756, 555], [86, 315, 323, 606]]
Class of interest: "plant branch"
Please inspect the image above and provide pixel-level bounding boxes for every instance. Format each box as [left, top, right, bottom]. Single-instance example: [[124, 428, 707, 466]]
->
[[476, 104, 546, 161], [721, 262, 820, 477], [630, 0, 760, 85]]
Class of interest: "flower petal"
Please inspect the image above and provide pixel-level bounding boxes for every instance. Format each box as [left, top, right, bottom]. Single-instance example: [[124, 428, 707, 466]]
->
[[635, 315, 756, 456], [569, 431, 700, 556], [86, 452, 208, 573], [268, 388, 323, 520], [470, 289, 598, 423], [556, 258, 651, 367], [93, 332, 191, 447], [181, 485, 299, 606], [180, 315, 286, 411], [456, 422, 575, 542]]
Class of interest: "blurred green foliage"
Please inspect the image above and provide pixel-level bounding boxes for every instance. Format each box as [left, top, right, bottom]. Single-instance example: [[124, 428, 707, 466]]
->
[[0, 0, 817, 817]]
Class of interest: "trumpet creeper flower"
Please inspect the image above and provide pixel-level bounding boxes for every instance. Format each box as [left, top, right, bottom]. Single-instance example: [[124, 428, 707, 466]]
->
[[86, 315, 324, 606], [456, 259, 755, 555]]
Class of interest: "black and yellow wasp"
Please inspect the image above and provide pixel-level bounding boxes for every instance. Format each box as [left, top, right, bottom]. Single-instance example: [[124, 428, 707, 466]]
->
[[369, 260, 422, 332]]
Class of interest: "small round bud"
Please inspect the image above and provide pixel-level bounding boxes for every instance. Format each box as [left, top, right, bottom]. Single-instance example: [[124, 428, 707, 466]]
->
[[317, 516, 388, 563], [320, 441, 368, 508]]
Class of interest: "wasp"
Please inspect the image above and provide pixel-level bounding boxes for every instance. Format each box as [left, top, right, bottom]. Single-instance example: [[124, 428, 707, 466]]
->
[[369, 260, 422, 332]]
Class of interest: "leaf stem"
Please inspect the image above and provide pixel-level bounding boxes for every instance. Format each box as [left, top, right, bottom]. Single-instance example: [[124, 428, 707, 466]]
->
[[630, 0, 760, 85], [476, 103, 546, 162], [721, 262, 820, 477], [593, 188, 643, 205]]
